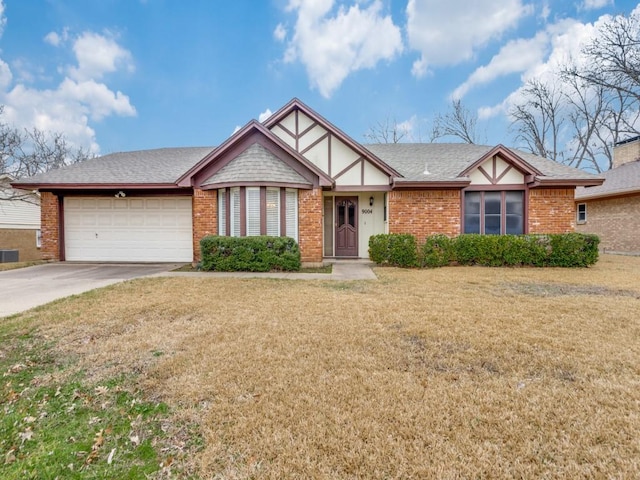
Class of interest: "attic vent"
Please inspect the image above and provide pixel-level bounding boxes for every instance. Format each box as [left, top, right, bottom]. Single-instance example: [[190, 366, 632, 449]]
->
[[423, 162, 431, 175]]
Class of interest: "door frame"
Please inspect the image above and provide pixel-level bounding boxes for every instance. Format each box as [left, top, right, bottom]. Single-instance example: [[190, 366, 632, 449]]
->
[[334, 196, 358, 257]]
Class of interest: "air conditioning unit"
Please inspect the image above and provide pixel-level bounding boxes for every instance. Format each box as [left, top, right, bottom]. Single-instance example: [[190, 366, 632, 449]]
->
[[0, 250, 19, 263]]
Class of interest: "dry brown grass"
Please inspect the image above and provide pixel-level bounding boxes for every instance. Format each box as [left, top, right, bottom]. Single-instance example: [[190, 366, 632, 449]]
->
[[11, 254, 640, 478]]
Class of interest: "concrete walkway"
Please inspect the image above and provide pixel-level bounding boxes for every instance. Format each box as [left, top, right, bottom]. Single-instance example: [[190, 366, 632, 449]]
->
[[155, 259, 377, 281]]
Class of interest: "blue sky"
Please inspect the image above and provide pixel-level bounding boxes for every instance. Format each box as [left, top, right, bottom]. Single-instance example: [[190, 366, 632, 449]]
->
[[0, 0, 638, 158]]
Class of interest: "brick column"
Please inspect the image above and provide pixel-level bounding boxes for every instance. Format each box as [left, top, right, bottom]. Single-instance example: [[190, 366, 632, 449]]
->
[[192, 189, 218, 262], [388, 190, 461, 241], [298, 187, 323, 263], [40, 191, 60, 261], [528, 188, 575, 234]]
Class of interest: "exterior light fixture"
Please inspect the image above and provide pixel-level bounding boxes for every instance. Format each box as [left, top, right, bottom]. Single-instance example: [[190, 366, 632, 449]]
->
[[115, 191, 126, 198], [369, 196, 374, 206]]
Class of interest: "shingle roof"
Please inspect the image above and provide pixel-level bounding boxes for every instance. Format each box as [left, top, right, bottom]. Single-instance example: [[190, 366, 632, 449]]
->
[[12, 147, 215, 185], [365, 143, 602, 182], [575, 160, 640, 200], [202, 143, 311, 186]]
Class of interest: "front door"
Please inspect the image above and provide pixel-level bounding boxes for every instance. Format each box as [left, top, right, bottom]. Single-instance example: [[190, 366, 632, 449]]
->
[[335, 197, 358, 257]]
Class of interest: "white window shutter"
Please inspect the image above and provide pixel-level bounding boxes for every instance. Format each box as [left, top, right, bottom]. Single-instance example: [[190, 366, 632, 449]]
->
[[230, 187, 240, 237], [218, 189, 226, 236], [286, 189, 298, 241], [246, 187, 261, 236], [266, 188, 280, 236]]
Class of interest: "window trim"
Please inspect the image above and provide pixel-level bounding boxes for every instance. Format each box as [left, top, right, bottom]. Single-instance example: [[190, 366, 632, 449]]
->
[[462, 189, 526, 235], [218, 187, 298, 241], [577, 203, 587, 224]]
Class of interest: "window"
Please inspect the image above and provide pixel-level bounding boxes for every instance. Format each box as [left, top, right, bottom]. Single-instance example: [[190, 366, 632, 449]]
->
[[463, 191, 524, 235], [36, 229, 42, 248], [577, 203, 587, 224], [218, 189, 226, 236], [218, 187, 298, 242]]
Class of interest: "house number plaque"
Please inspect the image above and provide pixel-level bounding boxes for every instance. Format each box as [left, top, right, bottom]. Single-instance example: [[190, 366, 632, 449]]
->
[[361, 208, 373, 214]]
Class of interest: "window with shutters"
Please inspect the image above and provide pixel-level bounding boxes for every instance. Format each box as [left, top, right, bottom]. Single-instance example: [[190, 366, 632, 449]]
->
[[218, 187, 298, 241], [218, 189, 226, 236], [246, 187, 261, 236]]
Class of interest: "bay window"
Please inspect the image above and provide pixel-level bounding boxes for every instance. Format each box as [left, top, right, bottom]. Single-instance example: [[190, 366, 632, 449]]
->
[[218, 187, 298, 241]]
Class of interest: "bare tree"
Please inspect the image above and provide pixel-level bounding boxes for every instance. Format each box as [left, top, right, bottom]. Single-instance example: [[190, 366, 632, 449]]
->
[[431, 99, 483, 144], [509, 79, 565, 161], [570, 12, 640, 104], [1, 105, 93, 201], [364, 116, 410, 143]]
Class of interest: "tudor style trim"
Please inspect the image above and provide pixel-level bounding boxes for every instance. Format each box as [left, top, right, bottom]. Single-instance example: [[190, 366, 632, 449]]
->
[[176, 120, 334, 188], [459, 144, 543, 178], [263, 98, 402, 179]]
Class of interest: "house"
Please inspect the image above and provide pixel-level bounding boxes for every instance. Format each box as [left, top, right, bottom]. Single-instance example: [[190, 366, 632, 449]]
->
[[575, 136, 640, 254], [13, 98, 603, 265], [0, 174, 42, 261]]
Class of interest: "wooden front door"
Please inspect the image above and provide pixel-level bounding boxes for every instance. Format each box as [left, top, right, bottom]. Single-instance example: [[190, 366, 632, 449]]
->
[[335, 197, 358, 257]]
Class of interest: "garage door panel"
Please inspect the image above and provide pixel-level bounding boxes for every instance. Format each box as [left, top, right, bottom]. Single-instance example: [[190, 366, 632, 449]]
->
[[64, 196, 193, 262]]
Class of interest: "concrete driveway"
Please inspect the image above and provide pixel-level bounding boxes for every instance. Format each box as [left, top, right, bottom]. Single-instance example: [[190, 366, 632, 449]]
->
[[0, 263, 181, 317]]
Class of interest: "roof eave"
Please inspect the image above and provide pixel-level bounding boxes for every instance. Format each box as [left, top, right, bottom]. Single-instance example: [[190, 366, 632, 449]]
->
[[530, 177, 605, 188], [575, 187, 640, 201], [392, 179, 471, 190], [14, 183, 186, 191], [200, 181, 314, 190]]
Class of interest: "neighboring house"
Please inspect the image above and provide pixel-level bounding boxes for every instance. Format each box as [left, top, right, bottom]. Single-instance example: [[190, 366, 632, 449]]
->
[[13, 98, 602, 264], [575, 136, 640, 254], [0, 174, 42, 261]]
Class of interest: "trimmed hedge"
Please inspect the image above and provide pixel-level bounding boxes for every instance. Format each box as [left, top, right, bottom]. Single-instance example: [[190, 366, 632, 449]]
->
[[369, 233, 600, 268], [200, 235, 301, 272], [368, 233, 419, 268]]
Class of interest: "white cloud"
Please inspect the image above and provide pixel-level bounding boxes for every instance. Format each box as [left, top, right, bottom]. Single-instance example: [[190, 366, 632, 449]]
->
[[407, 0, 533, 77], [68, 31, 134, 81], [282, 0, 403, 98], [451, 31, 549, 99], [273, 23, 287, 42], [0, 25, 136, 155], [581, 0, 613, 11], [258, 108, 273, 122]]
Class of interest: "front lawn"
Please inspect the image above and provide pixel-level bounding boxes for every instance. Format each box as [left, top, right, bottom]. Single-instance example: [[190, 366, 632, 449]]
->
[[2, 254, 639, 478]]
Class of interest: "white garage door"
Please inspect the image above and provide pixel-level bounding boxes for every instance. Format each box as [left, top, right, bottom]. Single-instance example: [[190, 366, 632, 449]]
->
[[64, 197, 193, 262]]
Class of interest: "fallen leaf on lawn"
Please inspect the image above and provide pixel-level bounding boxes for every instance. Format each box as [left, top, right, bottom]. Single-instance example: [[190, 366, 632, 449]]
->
[[94, 386, 109, 396], [54, 386, 62, 397], [23, 416, 37, 424], [107, 447, 116, 465], [88, 416, 101, 425], [19, 427, 34, 443], [129, 434, 140, 446], [4, 448, 16, 465]]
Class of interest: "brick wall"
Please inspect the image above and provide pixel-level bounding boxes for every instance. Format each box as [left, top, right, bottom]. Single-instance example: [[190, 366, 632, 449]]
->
[[528, 188, 575, 234], [298, 188, 323, 263], [192, 189, 217, 262], [613, 139, 640, 168], [40, 191, 59, 261], [576, 194, 640, 253], [388, 190, 461, 240], [0, 229, 42, 261]]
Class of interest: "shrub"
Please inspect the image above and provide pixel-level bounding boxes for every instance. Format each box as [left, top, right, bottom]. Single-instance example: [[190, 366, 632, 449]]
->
[[452, 233, 599, 268], [421, 234, 455, 268], [200, 235, 301, 272], [368, 234, 419, 268]]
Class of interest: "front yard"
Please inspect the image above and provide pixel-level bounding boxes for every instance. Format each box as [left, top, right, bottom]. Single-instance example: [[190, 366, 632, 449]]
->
[[2, 255, 639, 478]]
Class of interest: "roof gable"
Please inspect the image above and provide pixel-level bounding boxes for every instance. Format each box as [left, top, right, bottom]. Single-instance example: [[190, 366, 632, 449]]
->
[[202, 143, 312, 188], [459, 145, 542, 178], [177, 120, 333, 189], [264, 98, 399, 186]]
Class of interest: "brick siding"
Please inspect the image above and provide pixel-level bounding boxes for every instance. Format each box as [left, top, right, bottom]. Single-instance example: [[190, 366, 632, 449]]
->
[[40, 191, 60, 261], [528, 188, 575, 234], [388, 190, 461, 241], [0, 229, 42, 261], [613, 139, 640, 168], [576, 194, 640, 253], [298, 188, 323, 263], [192, 189, 217, 262]]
